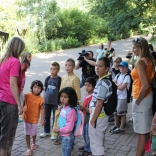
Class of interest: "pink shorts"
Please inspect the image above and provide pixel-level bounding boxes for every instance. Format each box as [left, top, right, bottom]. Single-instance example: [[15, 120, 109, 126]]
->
[[24, 122, 38, 136]]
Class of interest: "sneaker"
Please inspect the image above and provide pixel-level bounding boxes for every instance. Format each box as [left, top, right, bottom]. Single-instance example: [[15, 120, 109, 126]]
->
[[78, 151, 91, 156], [78, 146, 84, 151], [109, 126, 118, 132], [111, 128, 124, 134], [51, 136, 57, 140], [53, 139, 62, 145], [40, 132, 51, 138]]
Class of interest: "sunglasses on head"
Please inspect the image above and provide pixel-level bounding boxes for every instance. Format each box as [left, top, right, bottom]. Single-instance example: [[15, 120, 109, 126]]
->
[[134, 38, 140, 42]]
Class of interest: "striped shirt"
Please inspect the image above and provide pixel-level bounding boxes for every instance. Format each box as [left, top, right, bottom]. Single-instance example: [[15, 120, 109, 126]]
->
[[89, 79, 112, 113]]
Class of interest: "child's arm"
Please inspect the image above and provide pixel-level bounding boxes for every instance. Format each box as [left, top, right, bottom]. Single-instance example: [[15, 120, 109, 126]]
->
[[117, 75, 130, 90], [40, 104, 44, 126], [59, 109, 77, 134], [117, 83, 128, 90], [90, 99, 103, 127]]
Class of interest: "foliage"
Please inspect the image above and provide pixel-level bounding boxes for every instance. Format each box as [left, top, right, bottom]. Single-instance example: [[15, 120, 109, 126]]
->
[[52, 9, 94, 44], [89, 0, 156, 37]]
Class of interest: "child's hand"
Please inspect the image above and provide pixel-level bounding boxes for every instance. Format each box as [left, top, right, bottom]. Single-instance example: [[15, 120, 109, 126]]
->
[[54, 127, 60, 133], [80, 105, 86, 111], [40, 119, 44, 126]]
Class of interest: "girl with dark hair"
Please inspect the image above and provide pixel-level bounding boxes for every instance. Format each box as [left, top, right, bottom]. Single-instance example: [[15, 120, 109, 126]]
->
[[104, 41, 116, 71], [54, 87, 78, 156], [19, 52, 32, 122], [22, 80, 44, 156]]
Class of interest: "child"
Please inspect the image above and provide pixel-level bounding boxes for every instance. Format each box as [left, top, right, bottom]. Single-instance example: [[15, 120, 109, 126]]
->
[[89, 57, 112, 156], [111, 57, 122, 80], [40, 62, 61, 138], [96, 43, 104, 60], [19, 52, 32, 122], [78, 77, 96, 156], [54, 58, 80, 145], [110, 61, 131, 134], [60, 58, 81, 102], [22, 80, 44, 156], [54, 87, 77, 156]]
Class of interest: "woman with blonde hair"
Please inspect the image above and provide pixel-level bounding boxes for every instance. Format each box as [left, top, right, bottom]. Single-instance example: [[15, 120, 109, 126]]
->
[[0, 37, 25, 156], [131, 37, 155, 156]]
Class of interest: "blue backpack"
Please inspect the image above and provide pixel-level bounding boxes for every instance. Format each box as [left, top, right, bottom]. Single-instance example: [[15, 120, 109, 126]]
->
[[58, 107, 84, 137]]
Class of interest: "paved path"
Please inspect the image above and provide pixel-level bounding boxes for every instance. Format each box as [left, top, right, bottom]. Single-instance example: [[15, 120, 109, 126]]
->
[[12, 36, 152, 156]]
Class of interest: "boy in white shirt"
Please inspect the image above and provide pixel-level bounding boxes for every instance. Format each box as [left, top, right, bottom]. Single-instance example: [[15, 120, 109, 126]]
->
[[110, 61, 131, 133]]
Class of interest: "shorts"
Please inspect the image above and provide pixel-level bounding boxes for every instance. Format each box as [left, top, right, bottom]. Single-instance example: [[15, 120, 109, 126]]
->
[[132, 92, 153, 134], [24, 122, 38, 136], [114, 99, 127, 116]]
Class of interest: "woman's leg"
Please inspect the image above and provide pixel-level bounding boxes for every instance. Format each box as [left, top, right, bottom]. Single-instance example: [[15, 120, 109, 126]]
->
[[0, 102, 18, 156], [136, 133, 149, 156], [114, 114, 119, 127]]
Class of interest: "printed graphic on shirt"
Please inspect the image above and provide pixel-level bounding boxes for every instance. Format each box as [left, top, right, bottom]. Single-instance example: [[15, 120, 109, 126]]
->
[[48, 82, 56, 94]]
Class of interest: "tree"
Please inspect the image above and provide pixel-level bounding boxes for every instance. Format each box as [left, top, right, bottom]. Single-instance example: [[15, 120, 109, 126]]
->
[[89, 0, 156, 37]]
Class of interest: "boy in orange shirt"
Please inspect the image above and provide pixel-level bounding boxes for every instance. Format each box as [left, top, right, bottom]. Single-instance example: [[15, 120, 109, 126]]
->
[[22, 80, 44, 156]]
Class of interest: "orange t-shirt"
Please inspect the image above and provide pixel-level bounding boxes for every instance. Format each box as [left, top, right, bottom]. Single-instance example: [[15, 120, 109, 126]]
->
[[131, 58, 154, 99], [22, 93, 44, 124]]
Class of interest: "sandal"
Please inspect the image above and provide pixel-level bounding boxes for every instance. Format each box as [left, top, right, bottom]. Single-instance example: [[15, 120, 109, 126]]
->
[[26, 149, 32, 156], [31, 144, 37, 150], [111, 128, 124, 134]]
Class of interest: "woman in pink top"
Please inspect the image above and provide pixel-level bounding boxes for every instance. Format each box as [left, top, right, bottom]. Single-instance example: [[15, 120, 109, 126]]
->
[[0, 37, 25, 156], [54, 87, 77, 156]]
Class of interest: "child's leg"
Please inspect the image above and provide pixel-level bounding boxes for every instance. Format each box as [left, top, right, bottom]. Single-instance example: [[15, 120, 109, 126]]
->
[[52, 105, 58, 128], [32, 135, 36, 145], [26, 135, 31, 149], [61, 134, 74, 156], [114, 114, 119, 127], [84, 123, 91, 153], [44, 104, 52, 133], [119, 115, 126, 130]]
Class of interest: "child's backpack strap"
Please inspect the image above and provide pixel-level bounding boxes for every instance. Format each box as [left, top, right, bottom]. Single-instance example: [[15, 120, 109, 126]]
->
[[58, 76, 61, 90], [74, 109, 84, 137], [102, 77, 117, 116], [44, 75, 51, 91]]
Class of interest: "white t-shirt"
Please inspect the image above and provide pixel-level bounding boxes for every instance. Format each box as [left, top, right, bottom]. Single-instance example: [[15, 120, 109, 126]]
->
[[113, 73, 131, 99]]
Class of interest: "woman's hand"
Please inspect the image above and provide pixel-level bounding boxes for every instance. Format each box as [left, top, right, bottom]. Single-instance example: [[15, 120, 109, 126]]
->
[[151, 124, 156, 136], [18, 105, 23, 115], [40, 119, 44, 126]]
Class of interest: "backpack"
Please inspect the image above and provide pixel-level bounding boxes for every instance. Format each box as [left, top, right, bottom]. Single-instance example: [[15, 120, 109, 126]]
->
[[44, 75, 61, 91], [74, 109, 84, 137], [102, 77, 117, 116], [58, 107, 84, 137], [116, 72, 132, 103]]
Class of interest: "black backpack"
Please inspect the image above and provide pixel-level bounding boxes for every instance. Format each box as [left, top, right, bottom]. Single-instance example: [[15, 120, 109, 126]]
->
[[102, 77, 117, 116], [116, 73, 132, 103], [44, 75, 61, 91]]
